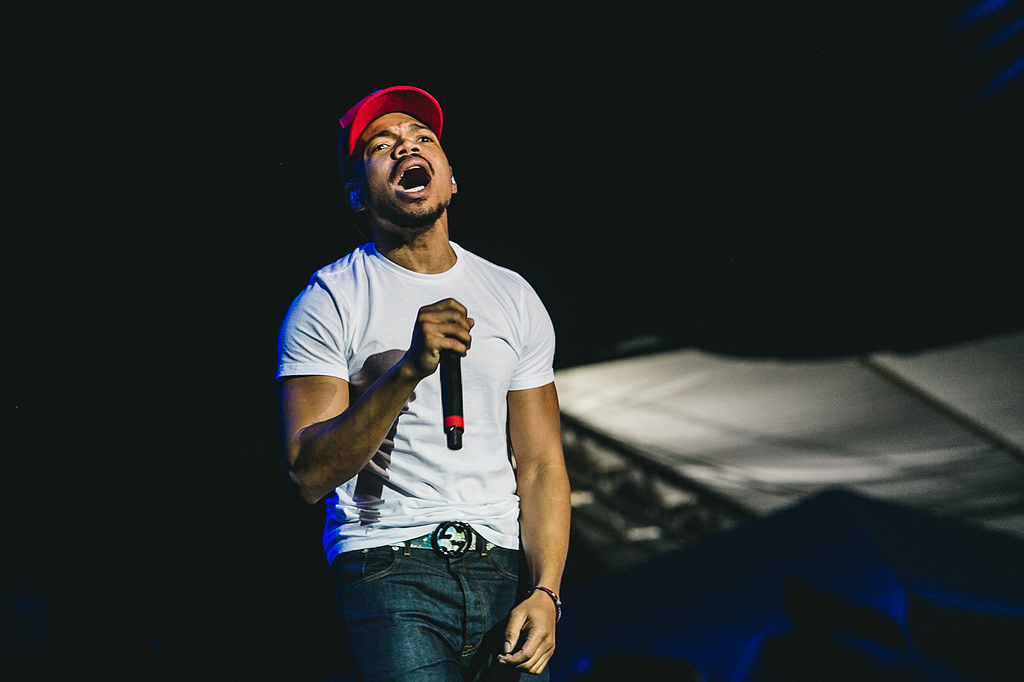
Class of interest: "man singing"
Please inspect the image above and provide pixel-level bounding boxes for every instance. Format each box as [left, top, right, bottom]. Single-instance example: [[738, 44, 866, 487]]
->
[[277, 86, 570, 680]]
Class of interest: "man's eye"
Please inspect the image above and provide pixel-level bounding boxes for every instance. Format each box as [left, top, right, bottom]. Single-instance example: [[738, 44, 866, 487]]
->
[[372, 142, 390, 152], [418, 135, 433, 143]]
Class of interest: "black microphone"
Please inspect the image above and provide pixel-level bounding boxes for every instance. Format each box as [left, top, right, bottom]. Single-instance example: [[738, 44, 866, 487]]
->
[[440, 349, 464, 450]]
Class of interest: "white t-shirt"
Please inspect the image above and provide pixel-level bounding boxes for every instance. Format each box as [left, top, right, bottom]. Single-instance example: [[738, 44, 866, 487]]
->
[[277, 242, 556, 563]]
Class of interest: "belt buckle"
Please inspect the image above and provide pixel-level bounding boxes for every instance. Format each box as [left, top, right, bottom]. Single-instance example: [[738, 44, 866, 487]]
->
[[430, 521, 473, 557]]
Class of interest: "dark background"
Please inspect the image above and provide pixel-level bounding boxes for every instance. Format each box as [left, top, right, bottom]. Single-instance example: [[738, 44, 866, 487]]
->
[[4, 2, 1021, 679]]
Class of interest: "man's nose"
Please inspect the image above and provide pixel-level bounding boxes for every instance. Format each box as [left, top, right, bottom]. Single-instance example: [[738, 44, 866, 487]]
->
[[393, 135, 421, 157]]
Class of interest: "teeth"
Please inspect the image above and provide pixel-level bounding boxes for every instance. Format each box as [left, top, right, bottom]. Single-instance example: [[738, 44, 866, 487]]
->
[[398, 165, 429, 193]]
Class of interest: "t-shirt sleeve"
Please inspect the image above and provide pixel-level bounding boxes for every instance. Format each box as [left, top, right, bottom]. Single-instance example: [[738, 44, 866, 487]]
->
[[276, 279, 350, 381], [508, 282, 556, 391]]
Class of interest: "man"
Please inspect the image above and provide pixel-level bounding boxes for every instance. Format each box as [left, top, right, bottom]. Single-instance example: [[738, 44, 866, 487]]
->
[[277, 86, 570, 681]]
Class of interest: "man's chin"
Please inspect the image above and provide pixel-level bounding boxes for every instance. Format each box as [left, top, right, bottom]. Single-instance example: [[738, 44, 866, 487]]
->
[[380, 202, 447, 232]]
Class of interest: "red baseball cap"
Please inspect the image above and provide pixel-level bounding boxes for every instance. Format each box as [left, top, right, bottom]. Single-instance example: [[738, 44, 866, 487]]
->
[[337, 86, 444, 178]]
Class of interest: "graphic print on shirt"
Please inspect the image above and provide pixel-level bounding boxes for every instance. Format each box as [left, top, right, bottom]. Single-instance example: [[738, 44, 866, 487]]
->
[[348, 349, 412, 525]]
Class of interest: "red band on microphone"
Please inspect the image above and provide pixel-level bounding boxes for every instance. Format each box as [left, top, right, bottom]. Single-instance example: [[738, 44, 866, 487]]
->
[[444, 415, 465, 430]]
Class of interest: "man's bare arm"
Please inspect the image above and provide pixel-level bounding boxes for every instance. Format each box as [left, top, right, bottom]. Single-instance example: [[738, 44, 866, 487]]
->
[[499, 382, 571, 674]]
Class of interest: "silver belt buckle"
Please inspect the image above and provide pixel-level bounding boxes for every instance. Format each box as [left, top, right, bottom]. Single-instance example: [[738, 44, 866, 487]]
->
[[430, 521, 473, 557]]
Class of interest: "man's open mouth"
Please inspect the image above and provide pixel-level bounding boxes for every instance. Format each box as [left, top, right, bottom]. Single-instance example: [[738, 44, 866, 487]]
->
[[397, 165, 431, 193]]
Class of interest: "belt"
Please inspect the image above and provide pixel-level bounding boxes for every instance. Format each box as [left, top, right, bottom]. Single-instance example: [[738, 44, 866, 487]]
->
[[399, 521, 495, 557]]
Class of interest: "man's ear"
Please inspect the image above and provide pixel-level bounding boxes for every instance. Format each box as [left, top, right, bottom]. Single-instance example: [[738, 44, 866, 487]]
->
[[345, 181, 364, 212], [449, 170, 458, 195]]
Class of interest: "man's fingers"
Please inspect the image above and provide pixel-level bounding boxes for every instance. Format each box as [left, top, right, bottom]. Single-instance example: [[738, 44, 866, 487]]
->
[[417, 300, 473, 350], [498, 603, 556, 672], [502, 609, 526, 655], [407, 299, 474, 377], [420, 298, 470, 323]]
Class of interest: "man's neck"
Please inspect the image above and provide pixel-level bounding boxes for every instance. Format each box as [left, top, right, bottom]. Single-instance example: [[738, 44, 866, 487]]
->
[[372, 221, 457, 274]]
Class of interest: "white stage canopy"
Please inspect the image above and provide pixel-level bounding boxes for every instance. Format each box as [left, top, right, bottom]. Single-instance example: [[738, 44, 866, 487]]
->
[[555, 331, 1024, 538]]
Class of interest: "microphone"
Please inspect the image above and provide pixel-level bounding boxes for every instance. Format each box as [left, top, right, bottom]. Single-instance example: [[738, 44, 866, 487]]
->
[[440, 349, 464, 450]]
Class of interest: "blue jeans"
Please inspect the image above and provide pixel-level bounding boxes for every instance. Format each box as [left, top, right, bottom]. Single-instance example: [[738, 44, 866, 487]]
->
[[334, 543, 549, 682]]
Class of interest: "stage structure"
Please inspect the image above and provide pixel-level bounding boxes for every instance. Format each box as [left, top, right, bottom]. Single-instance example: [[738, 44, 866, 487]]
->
[[557, 331, 1024, 576]]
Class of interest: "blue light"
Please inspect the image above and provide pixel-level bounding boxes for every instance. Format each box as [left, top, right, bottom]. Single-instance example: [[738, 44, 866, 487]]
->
[[951, 0, 1024, 104], [985, 53, 1024, 93], [957, 0, 1017, 27], [572, 652, 595, 675], [977, 15, 1024, 53]]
